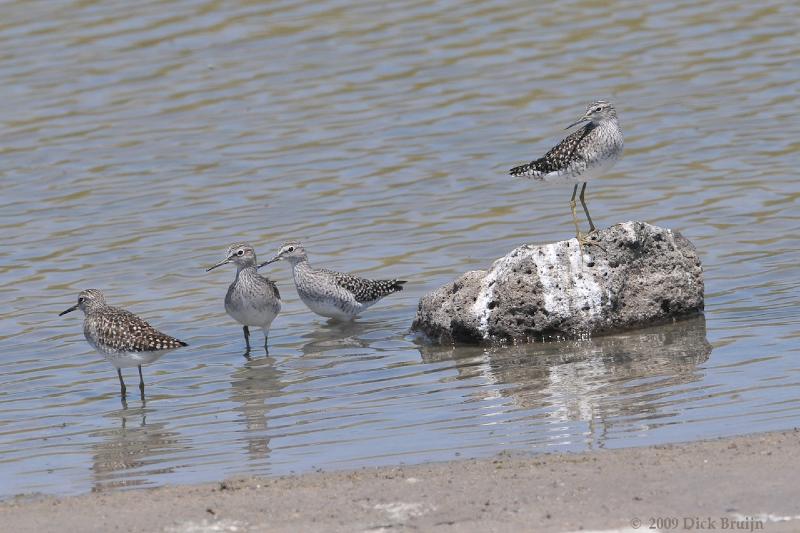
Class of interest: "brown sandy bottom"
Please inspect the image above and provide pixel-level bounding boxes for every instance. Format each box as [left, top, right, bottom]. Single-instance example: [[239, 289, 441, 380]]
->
[[3, 430, 799, 533]]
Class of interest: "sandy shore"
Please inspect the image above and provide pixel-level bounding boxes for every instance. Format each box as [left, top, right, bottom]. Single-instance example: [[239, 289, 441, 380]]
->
[[3, 429, 799, 532]]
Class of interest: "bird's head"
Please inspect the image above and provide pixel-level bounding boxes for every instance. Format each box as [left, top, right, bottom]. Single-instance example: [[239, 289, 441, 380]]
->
[[566, 100, 616, 129], [59, 288, 106, 316], [206, 242, 258, 272], [258, 240, 307, 268]]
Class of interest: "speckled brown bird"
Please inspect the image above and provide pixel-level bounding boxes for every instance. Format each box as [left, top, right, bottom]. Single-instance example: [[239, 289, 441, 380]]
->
[[510, 100, 623, 244], [59, 289, 187, 399]]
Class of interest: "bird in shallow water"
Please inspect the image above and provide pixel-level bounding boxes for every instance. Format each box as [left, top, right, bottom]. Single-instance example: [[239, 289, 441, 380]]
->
[[206, 242, 281, 354], [258, 241, 406, 321], [509, 100, 623, 246], [59, 289, 187, 400]]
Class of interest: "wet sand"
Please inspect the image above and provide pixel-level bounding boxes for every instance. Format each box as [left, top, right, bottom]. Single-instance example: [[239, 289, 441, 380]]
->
[[3, 429, 799, 533]]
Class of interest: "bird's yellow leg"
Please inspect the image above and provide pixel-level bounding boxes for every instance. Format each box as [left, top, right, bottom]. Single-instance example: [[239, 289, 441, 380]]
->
[[569, 184, 581, 240], [569, 184, 588, 257], [571, 182, 605, 253], [579, 182, 597, 234]]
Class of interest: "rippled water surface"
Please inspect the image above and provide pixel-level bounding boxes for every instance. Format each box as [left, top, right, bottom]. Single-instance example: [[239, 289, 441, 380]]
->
[[1, 0, 799, 497]]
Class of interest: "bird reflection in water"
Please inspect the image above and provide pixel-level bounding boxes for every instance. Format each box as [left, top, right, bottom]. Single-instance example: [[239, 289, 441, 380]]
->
[[229, 356, 285, 467], [89, 405, 184, 492], [418, 316, 712, 449]]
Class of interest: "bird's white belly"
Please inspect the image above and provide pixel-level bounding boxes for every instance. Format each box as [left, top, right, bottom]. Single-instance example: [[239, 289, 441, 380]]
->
[[584, 153, 619, 180], [302, 295, 361, 320], [544, 153, 619, 183], [104, 350, 170, 369], [226, 302, 276, 328]]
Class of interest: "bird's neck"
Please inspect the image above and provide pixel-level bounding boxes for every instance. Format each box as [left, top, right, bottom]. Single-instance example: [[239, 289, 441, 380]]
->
[[235, 265, 259, 282], [291, 257, 313, 279], [289, 255, 310, 267]]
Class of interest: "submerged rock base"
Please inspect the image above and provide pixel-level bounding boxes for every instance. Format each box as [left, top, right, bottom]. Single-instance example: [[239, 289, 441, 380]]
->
[[412, 221, 704, 345]]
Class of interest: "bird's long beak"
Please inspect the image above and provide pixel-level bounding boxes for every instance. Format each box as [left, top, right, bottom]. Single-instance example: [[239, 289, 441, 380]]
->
[[257, 255, 280, 269], [206, 255, 233, 272], [565, 114, 590, 130], [59, 304, 78, 316]]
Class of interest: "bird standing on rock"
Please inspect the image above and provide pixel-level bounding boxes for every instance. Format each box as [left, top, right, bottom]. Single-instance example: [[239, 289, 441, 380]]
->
[[510, 100, 623, 246]]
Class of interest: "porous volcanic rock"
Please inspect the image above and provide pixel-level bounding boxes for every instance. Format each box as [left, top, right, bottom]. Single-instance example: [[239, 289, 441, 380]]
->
[[411, 221, 704, 344]]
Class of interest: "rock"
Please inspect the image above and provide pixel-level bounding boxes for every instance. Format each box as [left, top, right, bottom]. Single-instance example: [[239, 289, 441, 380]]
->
[[411, 221, 704, 345]]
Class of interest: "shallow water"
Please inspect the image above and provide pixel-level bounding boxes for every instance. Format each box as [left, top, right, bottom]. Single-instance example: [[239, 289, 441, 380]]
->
[[1, 0, 799, 497]]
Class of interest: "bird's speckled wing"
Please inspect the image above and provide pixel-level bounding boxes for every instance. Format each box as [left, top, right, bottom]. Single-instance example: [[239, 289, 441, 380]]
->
[[323, 269, 406, 303], [509, 123, 595, 179], [84, 307, 187, 353]]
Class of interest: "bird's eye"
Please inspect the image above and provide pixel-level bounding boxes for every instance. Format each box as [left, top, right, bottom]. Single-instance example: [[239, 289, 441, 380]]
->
[[237, 250, 244, 256], [78, 297, 85, 303], [287, 246, 295, 252], [594, 107, 602, 112]]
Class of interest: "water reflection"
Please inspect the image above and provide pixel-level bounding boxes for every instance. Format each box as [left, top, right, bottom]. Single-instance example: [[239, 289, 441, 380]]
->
[[299, 320, 380, 357], [90, 406, 184, 492], [229, 357, 284, 467], [420, 316, 712, 447]]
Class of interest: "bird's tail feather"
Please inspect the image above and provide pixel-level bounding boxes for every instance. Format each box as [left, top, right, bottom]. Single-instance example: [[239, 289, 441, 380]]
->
[[509, 162, 537, 178]]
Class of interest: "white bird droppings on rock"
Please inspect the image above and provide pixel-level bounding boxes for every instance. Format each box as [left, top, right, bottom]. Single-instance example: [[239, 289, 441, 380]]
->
[[534, 239, 605, 321]]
